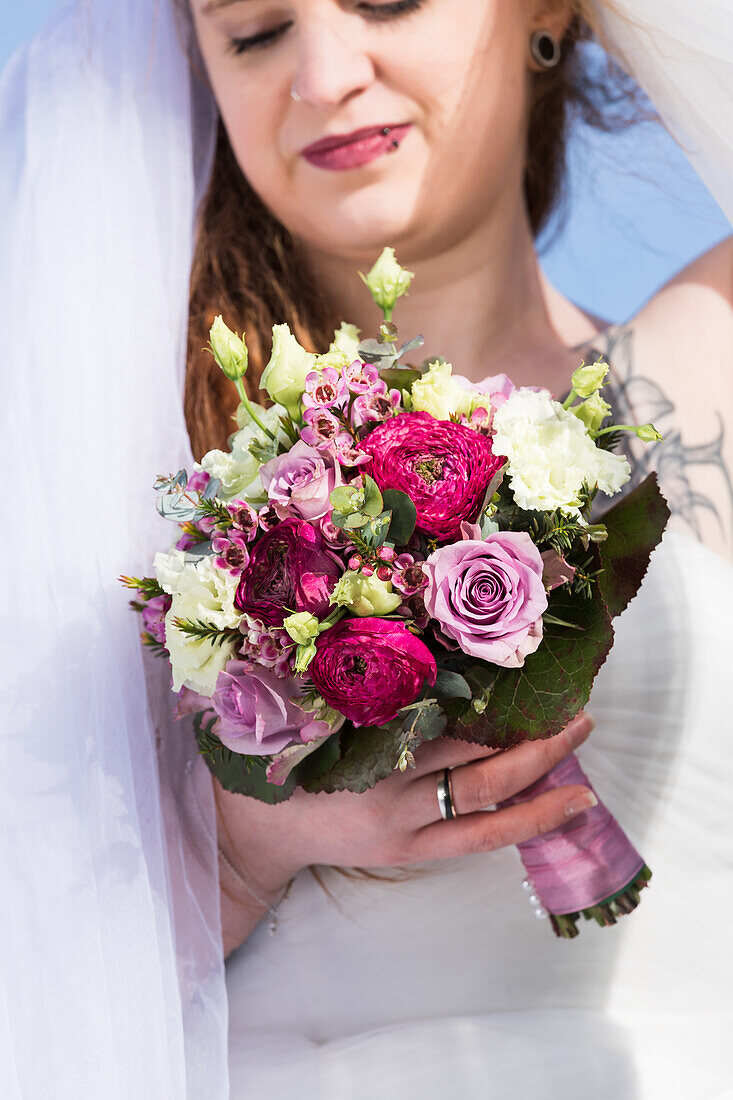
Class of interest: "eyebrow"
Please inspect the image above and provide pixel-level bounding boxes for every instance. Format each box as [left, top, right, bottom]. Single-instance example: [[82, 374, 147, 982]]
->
[[201, 0, 256, 14]]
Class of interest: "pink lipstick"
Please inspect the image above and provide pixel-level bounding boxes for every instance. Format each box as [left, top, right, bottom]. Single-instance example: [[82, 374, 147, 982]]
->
[[300, 124, 412, 170]]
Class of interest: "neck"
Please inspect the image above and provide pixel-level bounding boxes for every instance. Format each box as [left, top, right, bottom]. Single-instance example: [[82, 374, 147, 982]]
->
[[301, 198, 602, 393]]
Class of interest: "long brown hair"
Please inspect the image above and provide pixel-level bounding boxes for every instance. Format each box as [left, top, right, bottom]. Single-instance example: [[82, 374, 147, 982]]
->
[[183, 4, 646, 460]]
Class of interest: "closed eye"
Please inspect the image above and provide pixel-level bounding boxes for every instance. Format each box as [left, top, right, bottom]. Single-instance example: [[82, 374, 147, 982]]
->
[[228, 0, 429, 56]]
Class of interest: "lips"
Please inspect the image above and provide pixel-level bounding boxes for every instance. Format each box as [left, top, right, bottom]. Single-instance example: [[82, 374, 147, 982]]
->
[[300, 124, 406, 157]]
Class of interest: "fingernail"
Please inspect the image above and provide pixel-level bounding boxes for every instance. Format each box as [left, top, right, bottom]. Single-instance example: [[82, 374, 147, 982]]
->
[[567, 713, 594, 748], [565, 791, 598, 817]]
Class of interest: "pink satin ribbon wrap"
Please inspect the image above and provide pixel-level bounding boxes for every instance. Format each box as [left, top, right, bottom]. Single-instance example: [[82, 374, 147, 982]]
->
[[499, 752, 645, 915]]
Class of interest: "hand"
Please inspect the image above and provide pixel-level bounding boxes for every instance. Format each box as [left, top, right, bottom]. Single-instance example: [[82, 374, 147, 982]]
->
[[214, 711, 595, 952]]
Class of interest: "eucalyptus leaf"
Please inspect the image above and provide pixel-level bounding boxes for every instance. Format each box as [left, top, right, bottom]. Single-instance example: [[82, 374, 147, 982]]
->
[[396, 334, 425, 358], [379, 366, 422, 393], [434, 670, 473, 700], [156, 494, 198, 523], [184, 540, 214, 561], [361, 512, 392, 548], [362, 474, 384, 518], [202, 476, 222, 501], [382, 489, 417, 546]]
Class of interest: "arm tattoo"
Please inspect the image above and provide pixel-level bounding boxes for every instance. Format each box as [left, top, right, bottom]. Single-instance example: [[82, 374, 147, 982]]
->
[[579, 326, 733, 544]]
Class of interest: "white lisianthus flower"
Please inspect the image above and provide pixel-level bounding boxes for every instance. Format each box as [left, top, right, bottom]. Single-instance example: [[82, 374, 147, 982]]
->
[[410, 360, 497, 421], [199, 402, 287, 503], [330, 321, 362, 361], [154, 550, 240, 696], [491, 389, 631, 514], [260, 323, 317, 417]]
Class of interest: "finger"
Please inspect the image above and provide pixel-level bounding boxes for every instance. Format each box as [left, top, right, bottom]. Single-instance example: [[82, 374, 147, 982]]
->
[[406, 711, 594, 825], [408, 735, 502, 776], [408, 783, 598, 862]]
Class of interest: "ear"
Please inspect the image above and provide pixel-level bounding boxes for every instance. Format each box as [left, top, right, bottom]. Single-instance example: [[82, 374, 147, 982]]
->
[[526, 0, 575, 70]]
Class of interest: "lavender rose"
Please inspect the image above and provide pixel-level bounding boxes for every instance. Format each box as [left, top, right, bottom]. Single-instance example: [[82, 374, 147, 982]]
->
[[235, 518, 342, 626], [213, 661, 327, 755], [309, 618, 436, 727], [261, 440, 339, 522], [423, 532, 548, 668], [361, 411, 504, 542]]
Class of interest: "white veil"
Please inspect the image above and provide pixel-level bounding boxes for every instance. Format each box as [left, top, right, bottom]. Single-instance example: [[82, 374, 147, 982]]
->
[[0, 2, 225, 1096], [0, 1, 731, 1097]]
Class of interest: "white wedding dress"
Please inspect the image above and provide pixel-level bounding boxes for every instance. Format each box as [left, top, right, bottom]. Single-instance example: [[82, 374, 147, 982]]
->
[[225, 530, 733, 1099]]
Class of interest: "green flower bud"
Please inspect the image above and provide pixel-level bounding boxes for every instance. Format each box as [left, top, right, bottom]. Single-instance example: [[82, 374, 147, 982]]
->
[[330, 570, 402, 617], [209, 316, 248, 381], [294, 641, 317, 673], [283, 611, 321, 646], [636, 423, 663, 443], [571, 358, 609, 399], [260, 323, 317, 419], [359, 247, 415, 317], [572, 391, 612, 433]]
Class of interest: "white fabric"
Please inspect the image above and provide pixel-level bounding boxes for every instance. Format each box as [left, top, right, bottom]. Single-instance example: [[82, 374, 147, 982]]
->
[[597, 0, 733, 226], [0, 2, 224, 1097], [1, 0, 733, 1097], [227, 530, 733, 1098]]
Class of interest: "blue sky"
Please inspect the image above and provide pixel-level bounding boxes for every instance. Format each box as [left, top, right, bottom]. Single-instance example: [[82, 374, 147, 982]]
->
[[3, 3, 730, 324]]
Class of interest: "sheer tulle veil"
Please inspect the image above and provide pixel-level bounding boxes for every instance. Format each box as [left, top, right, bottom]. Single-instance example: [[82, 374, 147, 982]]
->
[[0, 1, 731, 1096]]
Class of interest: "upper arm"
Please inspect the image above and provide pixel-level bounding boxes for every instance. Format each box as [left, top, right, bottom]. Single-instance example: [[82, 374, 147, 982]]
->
[[599, 236, 733, 561]]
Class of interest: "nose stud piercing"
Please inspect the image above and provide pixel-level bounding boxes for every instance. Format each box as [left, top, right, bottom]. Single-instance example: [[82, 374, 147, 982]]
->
[[291, 84, 302, 102]]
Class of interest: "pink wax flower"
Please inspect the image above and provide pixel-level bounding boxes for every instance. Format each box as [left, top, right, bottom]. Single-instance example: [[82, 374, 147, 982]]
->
[[333, 430, 370, 467], [261, 440, 339, 523], [186, 470, 211, 493], [141, 594, 171, 644], [227, 500, 259, 540], [391, 553, 428, 597], [361, 411, 505, 542], [213, 661, 325, 756], [351, 387, 401, 428], [235, 518, 342, 627], [302, 368, 347, 410], [212, 532, 250, 576], [423, 532, 548, 668], [301, 407, 341, 449], [309, 618, 436, 728], [342, 359, 381, 394]]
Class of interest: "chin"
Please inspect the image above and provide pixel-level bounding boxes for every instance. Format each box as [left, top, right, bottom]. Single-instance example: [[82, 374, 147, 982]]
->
[[294, 185, 430, 257]]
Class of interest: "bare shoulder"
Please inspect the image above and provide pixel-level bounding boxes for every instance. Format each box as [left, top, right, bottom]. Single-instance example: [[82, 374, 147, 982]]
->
[[578, 237, 733, 561]]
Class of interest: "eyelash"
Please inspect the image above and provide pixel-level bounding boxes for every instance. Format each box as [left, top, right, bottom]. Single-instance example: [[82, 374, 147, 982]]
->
[[228, 0, 429, 56]]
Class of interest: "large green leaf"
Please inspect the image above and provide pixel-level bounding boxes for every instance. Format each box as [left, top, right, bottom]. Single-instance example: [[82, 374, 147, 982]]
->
[[194, 715, 296, 803], [596, 472, 670, 618], [302, 709, 444, 794], [446, 586, 614, 750]]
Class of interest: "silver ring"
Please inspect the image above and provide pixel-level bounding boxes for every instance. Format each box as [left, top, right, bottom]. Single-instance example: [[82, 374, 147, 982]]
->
[[291, 84, 302, 102], [436, 767, 458, 821]]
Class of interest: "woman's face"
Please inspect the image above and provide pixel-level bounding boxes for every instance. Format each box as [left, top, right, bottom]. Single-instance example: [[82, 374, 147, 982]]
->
[[192, 0, 568, 262]]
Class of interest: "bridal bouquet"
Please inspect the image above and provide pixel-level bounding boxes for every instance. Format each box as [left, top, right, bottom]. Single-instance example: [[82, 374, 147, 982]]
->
[[123, 248, 669, 938]]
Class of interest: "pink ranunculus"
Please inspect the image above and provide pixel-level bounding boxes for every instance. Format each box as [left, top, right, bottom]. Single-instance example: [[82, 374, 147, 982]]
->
[[261, 440, 339, 523], [361, 411, 505, 542], [234, 518, 342, 627], [309, 618, 436, 728], [212, 662, 323, 755], [423, 532, 548, 668]]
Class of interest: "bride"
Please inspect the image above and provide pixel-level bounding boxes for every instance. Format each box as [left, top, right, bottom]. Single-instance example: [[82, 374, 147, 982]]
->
[[2, 1, 732, 1097]]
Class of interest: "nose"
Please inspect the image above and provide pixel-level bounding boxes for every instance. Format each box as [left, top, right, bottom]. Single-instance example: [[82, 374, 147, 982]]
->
[[291, 13, 376, 108]]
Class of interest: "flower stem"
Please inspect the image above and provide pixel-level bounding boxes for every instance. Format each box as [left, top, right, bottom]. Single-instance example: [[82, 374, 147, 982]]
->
[[234, 378, 277, 441]]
